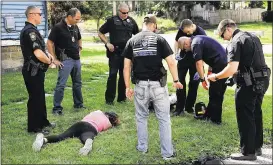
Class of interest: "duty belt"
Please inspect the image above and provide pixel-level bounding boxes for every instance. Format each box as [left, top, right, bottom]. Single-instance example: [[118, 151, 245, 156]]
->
[[252, 69, 270, 78]]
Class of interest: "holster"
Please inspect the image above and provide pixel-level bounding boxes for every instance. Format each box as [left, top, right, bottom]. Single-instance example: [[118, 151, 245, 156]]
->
[[159, 67, 167, 87], [27, 59, 48, 76]]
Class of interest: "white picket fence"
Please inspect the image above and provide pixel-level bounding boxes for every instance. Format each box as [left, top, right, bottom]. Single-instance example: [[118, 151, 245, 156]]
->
[[191, 8, 266, 25]]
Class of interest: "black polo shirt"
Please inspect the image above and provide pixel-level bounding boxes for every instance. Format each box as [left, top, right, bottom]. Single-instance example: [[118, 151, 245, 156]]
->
[[123, 31, 173, 80], [48, 19, 81, 60], [191, 35, 227, 69], [99, 16, 139, 48], [227, 29, 267, 72]]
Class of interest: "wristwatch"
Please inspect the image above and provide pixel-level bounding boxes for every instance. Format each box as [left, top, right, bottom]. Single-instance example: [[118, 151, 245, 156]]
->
[[173, 80, 179, 83]]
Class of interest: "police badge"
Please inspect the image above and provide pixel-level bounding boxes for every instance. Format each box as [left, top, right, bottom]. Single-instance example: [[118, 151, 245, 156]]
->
[[29, 32, 36, 41]]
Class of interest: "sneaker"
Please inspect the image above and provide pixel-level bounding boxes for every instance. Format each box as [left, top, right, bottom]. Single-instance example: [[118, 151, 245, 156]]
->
[[32, 133, 44, 152], [52, 110, 63, 116], [79, 139, 93, 156], [136, 146, 148, 154], [163, 154, 176, 160]]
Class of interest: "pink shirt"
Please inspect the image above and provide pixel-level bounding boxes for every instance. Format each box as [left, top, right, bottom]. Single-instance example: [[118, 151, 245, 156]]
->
[[82, 110, 112, 132]]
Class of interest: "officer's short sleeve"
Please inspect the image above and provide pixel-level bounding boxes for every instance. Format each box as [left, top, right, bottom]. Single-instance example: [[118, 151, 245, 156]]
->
[[228, 40, 241, 62], [132, 19, 139, 35], [192, 44, 203, 61], [99, 18, 111, 34], [25, 29, 42, 51], [175, 29, 183, 41], [123, 39, 133, 60], [158, 36, 173, 59], [48, 26, 58, 43]]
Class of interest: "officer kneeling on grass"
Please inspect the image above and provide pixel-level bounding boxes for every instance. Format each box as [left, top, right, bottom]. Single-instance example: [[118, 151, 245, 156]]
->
[[207, 19, 271, 161]]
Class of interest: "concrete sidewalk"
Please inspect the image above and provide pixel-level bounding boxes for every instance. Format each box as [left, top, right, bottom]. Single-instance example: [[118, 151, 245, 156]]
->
[[222, 147, 272, 164]]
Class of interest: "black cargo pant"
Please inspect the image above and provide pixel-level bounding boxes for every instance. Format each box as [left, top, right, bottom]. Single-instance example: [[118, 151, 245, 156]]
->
[[22, 68, 50, 132], [235, 76, 270, 155], [204, 67, 227, 124], [175, 55, 199, 113], [105, 51, 126, 103], [46, 121, 98, 144]]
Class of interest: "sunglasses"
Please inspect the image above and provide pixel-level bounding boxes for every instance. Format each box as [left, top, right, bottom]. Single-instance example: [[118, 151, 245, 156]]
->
[[29, 13, 42, 16], [119, 10, 129, 15]]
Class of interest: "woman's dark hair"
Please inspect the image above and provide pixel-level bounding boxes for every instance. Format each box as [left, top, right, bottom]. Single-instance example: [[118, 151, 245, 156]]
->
[[105, 112, 119, 126]]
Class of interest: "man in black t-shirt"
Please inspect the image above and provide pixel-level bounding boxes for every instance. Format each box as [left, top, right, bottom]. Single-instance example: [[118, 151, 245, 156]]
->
[[173, 19, 206, 116], [208, 19, 270, 161], [178, 35, 227, 124], [98, 3, 139, 105], [123, 15, 183, 160], [47, 8, 85, 115]]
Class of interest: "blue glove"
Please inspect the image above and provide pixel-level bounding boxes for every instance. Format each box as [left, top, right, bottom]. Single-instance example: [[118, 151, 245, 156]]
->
[[175, 53, 182, 61], [193, 72, 200, 81]]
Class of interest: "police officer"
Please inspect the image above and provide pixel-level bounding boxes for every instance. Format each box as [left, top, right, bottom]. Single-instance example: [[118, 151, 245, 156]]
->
[[98, 3, 139, 105], [20, 6, 55, 134], [173, 19, 206, 116], [47, 8, 85, 115], [208, 19, 271, 160], [123, 15, 183, 160], [177, 35, 228, 124]]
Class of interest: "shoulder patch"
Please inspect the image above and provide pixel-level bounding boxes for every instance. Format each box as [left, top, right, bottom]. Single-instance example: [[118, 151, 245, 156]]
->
[[29, 32, 37, 41]]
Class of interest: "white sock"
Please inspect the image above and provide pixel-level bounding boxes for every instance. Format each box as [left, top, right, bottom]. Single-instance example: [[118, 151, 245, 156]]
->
[[79, 139, 93, 156]]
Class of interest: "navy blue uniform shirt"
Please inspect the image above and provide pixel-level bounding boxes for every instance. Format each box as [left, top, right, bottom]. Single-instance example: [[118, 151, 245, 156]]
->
[[191, 35, 227, 69]]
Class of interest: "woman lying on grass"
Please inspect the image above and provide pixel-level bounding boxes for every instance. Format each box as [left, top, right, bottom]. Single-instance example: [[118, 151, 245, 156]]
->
[[32, 110, 120, 155]]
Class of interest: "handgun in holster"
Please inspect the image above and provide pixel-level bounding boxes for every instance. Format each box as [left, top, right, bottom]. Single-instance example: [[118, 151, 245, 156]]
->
[[159, 67, 167, 87], [28, 59, 40, 76]]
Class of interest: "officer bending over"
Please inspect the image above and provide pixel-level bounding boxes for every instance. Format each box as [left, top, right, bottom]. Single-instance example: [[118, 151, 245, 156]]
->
[[178, 35, 228, 124], [208, 19, 271, 161], [20, 6, 55, 134], [98, 3, 139, 105]]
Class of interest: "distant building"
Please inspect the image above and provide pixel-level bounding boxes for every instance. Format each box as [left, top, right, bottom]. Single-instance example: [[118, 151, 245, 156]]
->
[[1, 1, 48, 73]]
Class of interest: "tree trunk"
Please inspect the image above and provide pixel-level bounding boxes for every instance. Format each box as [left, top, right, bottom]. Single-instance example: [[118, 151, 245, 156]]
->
[[268, 1, 271, 11]]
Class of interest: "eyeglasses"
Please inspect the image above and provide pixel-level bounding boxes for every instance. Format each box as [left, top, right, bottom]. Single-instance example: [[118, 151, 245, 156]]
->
[[119, 10, 129, 15], [29, 13, 42, 16]]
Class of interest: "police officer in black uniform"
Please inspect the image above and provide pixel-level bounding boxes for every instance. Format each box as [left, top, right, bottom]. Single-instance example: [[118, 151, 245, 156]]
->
[[173, 19, 206, 116], [20, 6, 55, 134], [98, 3, 139, 105], [208, 19, 271, 160]]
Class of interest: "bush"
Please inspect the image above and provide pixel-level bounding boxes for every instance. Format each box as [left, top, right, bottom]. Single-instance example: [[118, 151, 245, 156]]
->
[[261, 11, 273, 22]]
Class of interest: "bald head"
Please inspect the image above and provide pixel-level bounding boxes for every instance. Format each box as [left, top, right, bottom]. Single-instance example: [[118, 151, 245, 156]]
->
[[177, 36, 192, 52]]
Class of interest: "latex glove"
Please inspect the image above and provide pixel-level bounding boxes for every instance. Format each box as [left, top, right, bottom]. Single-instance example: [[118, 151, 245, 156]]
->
[[193, 72, 200, 81], [201, 77, 210, 90], [175, 53, 182, 61]]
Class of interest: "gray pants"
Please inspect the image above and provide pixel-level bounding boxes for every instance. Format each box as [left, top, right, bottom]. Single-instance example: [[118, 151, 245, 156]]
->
[[53, 58, 83, 111], [134, 80, 174, 157]]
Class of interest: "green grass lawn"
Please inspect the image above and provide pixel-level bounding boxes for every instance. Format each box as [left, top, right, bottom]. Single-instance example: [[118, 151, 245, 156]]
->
[[1, 48, 272, 164]]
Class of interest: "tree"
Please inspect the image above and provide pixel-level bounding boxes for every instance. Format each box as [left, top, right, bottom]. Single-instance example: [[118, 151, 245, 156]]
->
[[47, 1, 85, 28], [249, 1, 264, 8], [81, 1, 112, 31]]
